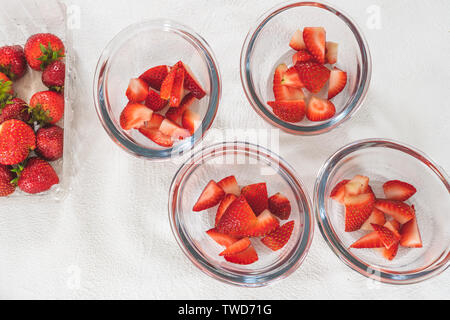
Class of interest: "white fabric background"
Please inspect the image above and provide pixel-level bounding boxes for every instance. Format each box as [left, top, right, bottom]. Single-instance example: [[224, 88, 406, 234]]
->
[[0, 0, 449, 299]]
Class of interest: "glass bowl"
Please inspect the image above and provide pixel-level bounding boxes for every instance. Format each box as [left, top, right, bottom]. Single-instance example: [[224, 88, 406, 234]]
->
[[94, 19, 221, 160], [315, 139, 450, 284], [240, 1, 371, 135], [169, 142, 314, 287]]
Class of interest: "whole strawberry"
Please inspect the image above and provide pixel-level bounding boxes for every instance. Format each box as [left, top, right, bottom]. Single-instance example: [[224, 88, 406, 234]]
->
[[0, 164, 15, 197], [42, 60, 65, 92], [29, 90, 64, 125], [0, 119, 36, 165], [0, 45, 27, 80], [17, 157, 59, 194], [24, 33, 65, 71], [36, 125, 63, 161], [0, 98, 30, 124]]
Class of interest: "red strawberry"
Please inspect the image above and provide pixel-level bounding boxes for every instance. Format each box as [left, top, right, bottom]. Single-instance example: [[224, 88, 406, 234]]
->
[[383, 180, 417, 201], [217, 175, 240, 197], [206, 228, 239, 247], [216, 195, 257, 236], [224, 244, 258, 265], [0, 98, 30, 124], [400, 218, 422, 248], [24, 33, 65, 71], [193, 180, 225, 212], [384, 220, 401, 239], [273, 64, 304, 101], [138, 127, 173, 147], [160, 64, 178, 100], [169, 67, 185, 107], [0, 120, 36, 165], [325, 42, 338, 64], [350, 231, 384, 248], [303, 27, 326, 64], [241, 182, 269, 216], [281, 67, 304, 89], [344, 175, 370, 196], [36, 125, 64, 161], [295, 62, 330, 94], [29, 91, 65, 125], [42, 60, 65, 92], [0, 164, 15, 197], [374, 199, 415, 224], [126, 78, 149, 102], [17, 157, 59, 194], [0, 45, 27, 80], [330, 179, 350, 204], [182, 109, 200, 135], [119, 103, 153, 130], [261, 220, 294, 251], [268, 193, 291, 220], [145, 90, 167, 111], [371, 223, 400, 250], [306, 97, 335, 121], [328, 67, 347, 99], [139, 65, 169, 91], [289, 29, 306, 51], [292, 49, 313, 65], [247, 209, 280, 237], [159, 118, 190, 140], [219, 237, 251, 256], [179, 62, 206, 99], [361, 208, 386, 231], [344, 192, 375, 232], [166, 93, 196, 125], [0, 72, 14, 100], [267, 100, 306, 123], [377, 242, 399, 261], [216, 194, 237, 227], [145, 113, 165, 129]]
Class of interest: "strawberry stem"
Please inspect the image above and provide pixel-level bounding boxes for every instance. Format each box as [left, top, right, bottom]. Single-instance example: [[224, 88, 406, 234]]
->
[[38, 42, 65, 71], [28, 104, 53, 127]]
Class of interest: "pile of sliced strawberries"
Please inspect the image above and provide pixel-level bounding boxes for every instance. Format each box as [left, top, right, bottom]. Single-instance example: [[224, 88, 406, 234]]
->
[[119, 61, 206, 147], [331, 175, 422, 261], [193, 176, 295, 265], [267, 27, 347, 123]]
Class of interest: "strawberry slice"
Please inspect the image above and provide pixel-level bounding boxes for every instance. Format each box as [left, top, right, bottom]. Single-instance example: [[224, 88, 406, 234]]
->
[[292, 49, 313, 65], [267, 100, 306, 123], [374, 199, 415, 224], [289, 29, 306, 51], [166, 92, 196, 125], [325, 42, 338, 64], [138, 127, 173, 147], [344, 175, 370, 196], [119, 103, 153, 130], [139, 65, 169, 90], [306, 97, 336, 122], [193, 180, 225, 212], [261, 221, 294, 251], [206, 228, 239, 247], [219, 237, 251, 256], [281, 67, 304, 89], [344, 192, 375, 232], [216, 195, 257, 236], [384, 220, 401, 239], [303, 27, 326, 64], [371, 223, 400, 250], [144, 113, 165, 130], [160, 64, 178, 100], [247, 209, 280, 237], [159, 119, 191, 140], [295, 62, 330, 94], [350, 231, 384, 248], [268, 193, 291, 220], [224, 244, 258, 265], [361, 208, 386, 231], [182, 109, 201, 135], [400, 218, 422, 248], [179, 62, 206, 99], [383, 180, 417, 201], [145, 89, 167, 111], [241, 182, 269, 216], [217, 175, 240, 197], [169, 66, 185, 107], [330, 179, 350, 204], [126, 78, 149, 102], [273, 64, 304, 101], [328, 67, 347, 99], [377, 242, 399, 261], [216, 194, 238, 227]]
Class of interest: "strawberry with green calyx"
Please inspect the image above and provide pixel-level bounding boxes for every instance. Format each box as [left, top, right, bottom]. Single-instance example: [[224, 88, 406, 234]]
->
[[0, 98, 30, 124], [29, 91, 64, 125], [0, 45, 28, 80], [0, 72, 14, 109], [24, 33, 65, 71], [15, 157, 59, 194]]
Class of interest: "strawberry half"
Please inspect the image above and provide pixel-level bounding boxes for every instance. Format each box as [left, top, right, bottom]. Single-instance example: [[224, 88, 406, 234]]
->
[[289, 29, 306, 51], [306, 97, 336, 122], [216, 195, 257, 236], [371, 223, 400, 250], [179, 62, 206, 99], [224, 244, 258, 265], [267, 100, 306, 123], [160, 64, 178, 100], [292, 49, 313, 65], [281, 67, 304, 89], [295, 62, 330, 94], [145, 90, 167, 111], [166, 92, 196, 125], [303, 27, 326, 64], [219, 237, 251, 256], [182, 109, 201, 135], [206, 228, 239, 247], [344, 175, 370, 196], [169, 66, 185, 107], [350, 231, 384, 248], [261, 220, 294, 251], [374, 199, 415, 224], [193, 180, 225, 212], [273, 64, 304, 101], [328, 67, 347, 99], [217, 175, 240, 197], [330, 179, 350, 204], [344, 192, 375, 232], [138, 127, 173, 147], [241, 182, 269, 216], [247, 209, 280, 237], [216, 194, 238, 227], [126, 78, 149, 102], [119, 103, 153, 130], [400, 218, 422, 248], [268, 193, 291, 220], [325, 42, 338, 64], [159, 119, 191, 140], [384, 219, 401, 239], [139, 65, 169, 91], [383, 180, 417, 201], [361, 208, 386, 231]]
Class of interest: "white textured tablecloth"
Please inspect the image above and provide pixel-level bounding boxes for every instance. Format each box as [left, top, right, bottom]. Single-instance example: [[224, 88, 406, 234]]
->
[[0, 0, 449, 299]]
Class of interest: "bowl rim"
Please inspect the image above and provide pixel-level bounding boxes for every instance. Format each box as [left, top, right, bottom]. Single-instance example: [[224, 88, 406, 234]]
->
[[240, 0, 372, 136], [168, 141, 315, 287], [93, 19, 221, 161], [314, 138, 450, 284]]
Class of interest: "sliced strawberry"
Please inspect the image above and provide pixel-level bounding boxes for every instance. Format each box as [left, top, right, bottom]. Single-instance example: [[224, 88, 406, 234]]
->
[[146, 113, 165, 129], [330, 179, 350, 204], [193, 180, 225, 212], [328, 67, 347, 99], [268, 193, 291, 220], [159, 119, 191, 140], [219, 237, 251, 256], [383, 180, 417, 201], [206, 228, 239, 247], [292, 49, 313, 65], [165, 92, 196, 125], [289, 29, 306, 51], [216, 195, 257, 236], [169, 66, 185, 107], [247, 209, 280, 237], [371, 223, 400, 250], [345, 175, 370, 196], [241, 182, 269, 216], [224, 244, 258, 265], [350, 231, 384, 248], [400, 218, 422, 248], [281, 67, 304, 89], [374, 199, 415, 224], [295, 62, 330, 94], [179, 62, 206, 99], [361, 208, 386, 231], [160, 64, 178, 100], [261, 221, 294, 251], [138, 127, 173, 147], [325, 42, 338, 64], [303, 27, 326, 64], [384, 220, 401, 239], [217, 176, 240, 197], [306, 97, 336, 121], [182, 109, 201, 135], [216, 194, 238, 227], [377, 242, 399, 261], [145, 89, 167, 111], [126, 78, 149, 102], [273, 64, 304, 101], [139, 65, 169, 90], [344, 192, 375, 232], [119, 103, 153, 130], [267, 100, 306, 123]]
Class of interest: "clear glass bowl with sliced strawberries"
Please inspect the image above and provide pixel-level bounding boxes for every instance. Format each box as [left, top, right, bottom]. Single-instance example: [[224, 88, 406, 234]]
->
[[169, 142, 314, 287], [240, 1, 371, 135], [315, 139, 450, 284], [94, 20, 221, 160]]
